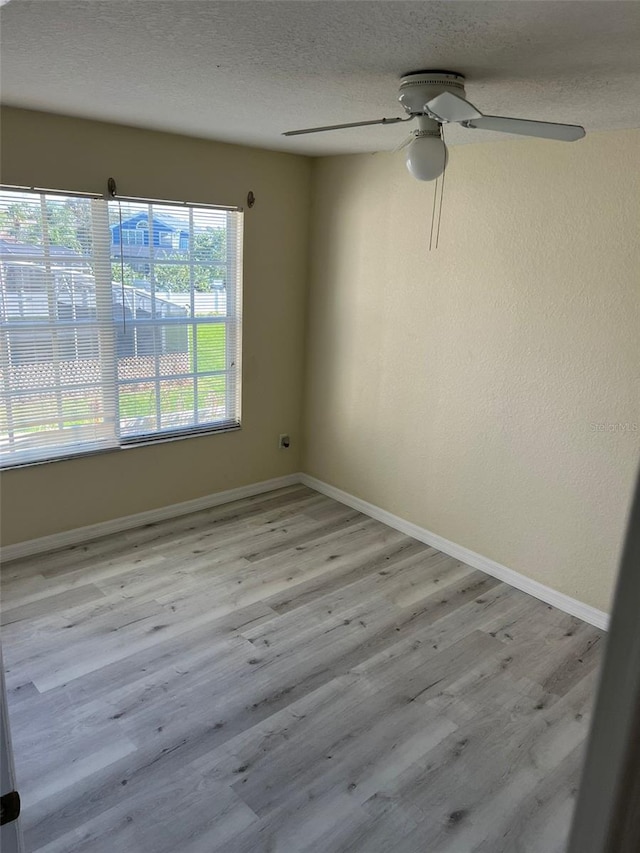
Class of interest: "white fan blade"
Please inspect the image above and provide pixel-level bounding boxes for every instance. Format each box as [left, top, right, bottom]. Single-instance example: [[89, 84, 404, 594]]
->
[[283, 116, 411, 136], [424, 91, 482, 123], [464, 115, 585, 141]]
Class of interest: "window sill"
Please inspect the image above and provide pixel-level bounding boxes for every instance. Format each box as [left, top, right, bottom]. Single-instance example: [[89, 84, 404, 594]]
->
[[0, 422, 242, 471]]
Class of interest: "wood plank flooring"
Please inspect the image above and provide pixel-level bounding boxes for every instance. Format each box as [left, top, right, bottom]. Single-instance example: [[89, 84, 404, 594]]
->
[[0, 485, 604, 852]]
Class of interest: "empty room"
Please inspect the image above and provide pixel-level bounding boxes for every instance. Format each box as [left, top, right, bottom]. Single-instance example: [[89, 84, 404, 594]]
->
[[1, 1, 639, 851]]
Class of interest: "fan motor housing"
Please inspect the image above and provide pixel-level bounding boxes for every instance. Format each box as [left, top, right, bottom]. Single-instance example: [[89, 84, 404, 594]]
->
[[399, 71, 466, 115]]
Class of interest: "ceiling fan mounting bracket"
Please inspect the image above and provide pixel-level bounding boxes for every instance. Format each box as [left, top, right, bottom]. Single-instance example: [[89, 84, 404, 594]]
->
[[399, 71, 466, 116]]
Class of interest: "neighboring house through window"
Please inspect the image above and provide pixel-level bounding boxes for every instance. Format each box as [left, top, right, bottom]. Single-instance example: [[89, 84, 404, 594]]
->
[[112, 212, 189, 250]]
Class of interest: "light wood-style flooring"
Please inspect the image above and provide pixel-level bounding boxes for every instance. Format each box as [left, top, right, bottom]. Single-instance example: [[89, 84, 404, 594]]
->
[[1, 485, 603, 852]]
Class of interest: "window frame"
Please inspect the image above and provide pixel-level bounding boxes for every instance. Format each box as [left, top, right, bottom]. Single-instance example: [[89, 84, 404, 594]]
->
[[0, 185, 244, 470]]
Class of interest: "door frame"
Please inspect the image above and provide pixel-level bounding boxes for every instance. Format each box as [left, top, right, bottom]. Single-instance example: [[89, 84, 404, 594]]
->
[[568, 467, 640, 852], [1, 645, 25, 853]]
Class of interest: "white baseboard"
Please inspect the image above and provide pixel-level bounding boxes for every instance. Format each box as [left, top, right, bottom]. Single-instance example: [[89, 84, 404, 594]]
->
[[2, 468, 610, 632], [1, 473, 302, 563], [300, 474, 610, 631]]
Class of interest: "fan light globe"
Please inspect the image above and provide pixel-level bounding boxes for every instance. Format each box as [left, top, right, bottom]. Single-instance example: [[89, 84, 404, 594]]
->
[[405, 134, 448, 181]]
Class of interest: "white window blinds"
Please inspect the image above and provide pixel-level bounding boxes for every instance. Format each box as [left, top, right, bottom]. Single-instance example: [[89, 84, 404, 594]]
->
[[0, 189, 243, 467]]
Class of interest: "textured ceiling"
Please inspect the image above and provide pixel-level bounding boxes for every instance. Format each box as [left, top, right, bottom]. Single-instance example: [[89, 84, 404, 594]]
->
[[1, 0, 640, 154]]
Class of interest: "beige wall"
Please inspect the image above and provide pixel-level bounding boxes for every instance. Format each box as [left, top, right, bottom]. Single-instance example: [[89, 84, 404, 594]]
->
[[303, 129, 640, 613], [0, 108, 311, 544]]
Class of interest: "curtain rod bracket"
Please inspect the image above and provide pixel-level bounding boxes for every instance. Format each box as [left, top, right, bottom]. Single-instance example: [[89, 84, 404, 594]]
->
[[107, 177, 117, 198]]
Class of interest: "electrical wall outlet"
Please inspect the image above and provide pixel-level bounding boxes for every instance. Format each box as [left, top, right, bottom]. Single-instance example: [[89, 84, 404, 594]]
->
[[279, 434, 290, 449]]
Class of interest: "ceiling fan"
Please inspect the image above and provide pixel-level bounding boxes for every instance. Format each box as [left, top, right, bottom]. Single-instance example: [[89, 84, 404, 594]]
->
[[283, 71, 586, 181]]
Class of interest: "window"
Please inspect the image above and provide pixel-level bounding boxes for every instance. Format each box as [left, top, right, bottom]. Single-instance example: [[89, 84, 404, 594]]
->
[[0, 188, 243, 467]]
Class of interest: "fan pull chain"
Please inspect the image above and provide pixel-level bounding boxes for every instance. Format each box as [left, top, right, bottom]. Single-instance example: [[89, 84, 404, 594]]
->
[[433, 124, 449, 249], [429, 125, 447, 251], [435, 146, 446, 249], [429, 175, 439, 251]]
